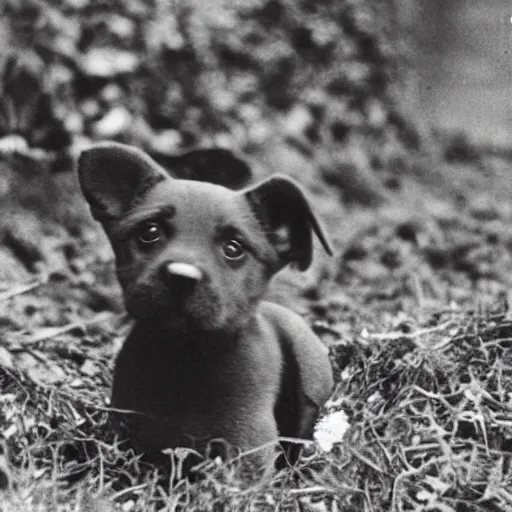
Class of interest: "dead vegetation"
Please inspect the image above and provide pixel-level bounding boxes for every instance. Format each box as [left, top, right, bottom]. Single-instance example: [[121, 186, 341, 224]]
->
[[2, 282, 512, 511]]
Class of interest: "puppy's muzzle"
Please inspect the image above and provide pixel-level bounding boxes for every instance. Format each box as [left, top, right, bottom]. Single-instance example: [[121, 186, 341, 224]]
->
[[163, 262, 203, 284]]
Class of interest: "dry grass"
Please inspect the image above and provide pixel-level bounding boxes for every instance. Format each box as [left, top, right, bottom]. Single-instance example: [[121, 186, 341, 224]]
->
[[1, 293, 512, 511]]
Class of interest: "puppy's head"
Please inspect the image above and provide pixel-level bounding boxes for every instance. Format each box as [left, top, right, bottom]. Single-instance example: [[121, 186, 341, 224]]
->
[[78, 142, 331, 332]]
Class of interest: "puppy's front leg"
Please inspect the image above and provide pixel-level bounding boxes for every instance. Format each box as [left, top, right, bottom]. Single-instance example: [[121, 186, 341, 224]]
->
[[260, 302, 333, 463]]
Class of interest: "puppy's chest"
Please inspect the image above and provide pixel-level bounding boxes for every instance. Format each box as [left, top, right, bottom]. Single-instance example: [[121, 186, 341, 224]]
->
[[114, 326, 282, 415]]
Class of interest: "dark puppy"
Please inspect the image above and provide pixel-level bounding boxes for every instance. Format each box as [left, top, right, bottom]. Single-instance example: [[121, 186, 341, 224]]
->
[[78, 142, 333, 473]]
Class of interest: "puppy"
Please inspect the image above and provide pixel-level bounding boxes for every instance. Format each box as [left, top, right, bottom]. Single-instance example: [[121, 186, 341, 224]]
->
[[77, 142, 334, 473]]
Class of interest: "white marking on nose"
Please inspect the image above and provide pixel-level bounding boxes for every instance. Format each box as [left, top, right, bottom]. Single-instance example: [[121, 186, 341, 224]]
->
[[166, 262, 203, 281]]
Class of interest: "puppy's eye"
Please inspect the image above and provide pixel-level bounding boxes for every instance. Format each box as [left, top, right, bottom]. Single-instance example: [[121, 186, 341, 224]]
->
[[222, 239, 245, 260], [138, 222, 161, 245]]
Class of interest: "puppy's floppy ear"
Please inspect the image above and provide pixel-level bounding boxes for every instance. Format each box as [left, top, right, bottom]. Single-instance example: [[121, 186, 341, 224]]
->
[[245, 175, 332, 271], [151, 148, 253, 190], [78, 142, 167, 222]]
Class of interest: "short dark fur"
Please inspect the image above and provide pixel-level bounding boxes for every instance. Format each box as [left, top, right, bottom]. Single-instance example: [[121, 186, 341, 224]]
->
[[78, 142, 334, 473]]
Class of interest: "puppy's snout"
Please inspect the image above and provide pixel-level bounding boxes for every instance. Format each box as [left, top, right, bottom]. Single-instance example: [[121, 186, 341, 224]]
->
[[163, 262, 203, 284]]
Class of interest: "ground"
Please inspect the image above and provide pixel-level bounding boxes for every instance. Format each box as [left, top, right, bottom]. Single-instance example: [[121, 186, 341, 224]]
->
[[1, 1, 512, 511]]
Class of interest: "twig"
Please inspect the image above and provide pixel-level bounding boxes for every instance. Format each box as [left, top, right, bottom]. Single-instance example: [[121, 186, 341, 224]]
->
[[0, 281, 42, 302], [497, 489, 512, 506], [287, 486, 334, 496], [364, 478, 375, 512], [348, 447, 385, 474], [20, 312, 115, 345], [110, 483, 149, 500], [366, 320, 456, 342], [391, 458, 441, 512]]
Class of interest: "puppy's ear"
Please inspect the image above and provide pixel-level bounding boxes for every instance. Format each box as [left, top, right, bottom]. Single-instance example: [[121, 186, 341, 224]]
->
[[245, 175, 332, 271], [78, 142, 167, 222], [151, 148, 253, 190]]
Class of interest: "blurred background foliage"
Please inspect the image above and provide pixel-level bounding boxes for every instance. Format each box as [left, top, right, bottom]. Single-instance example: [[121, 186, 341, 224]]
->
[[0, 0, 419, 203], [4, 0, 511, 314]]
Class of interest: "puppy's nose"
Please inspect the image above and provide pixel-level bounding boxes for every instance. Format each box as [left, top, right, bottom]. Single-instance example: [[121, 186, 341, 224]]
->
[[164, 262, 203, 282]]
